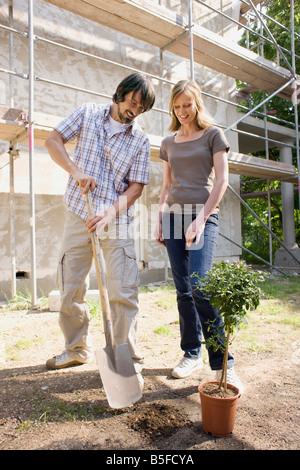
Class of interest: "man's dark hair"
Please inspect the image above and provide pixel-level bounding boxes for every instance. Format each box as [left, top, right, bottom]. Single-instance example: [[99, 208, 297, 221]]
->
[[113, 73, 155, 112]]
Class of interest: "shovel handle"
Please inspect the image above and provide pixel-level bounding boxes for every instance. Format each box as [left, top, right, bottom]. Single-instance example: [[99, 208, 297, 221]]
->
[[85, 190, 115, 350]]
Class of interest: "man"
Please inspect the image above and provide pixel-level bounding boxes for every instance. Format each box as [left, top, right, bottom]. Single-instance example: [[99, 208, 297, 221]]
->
[[45, 73, 155, 390]]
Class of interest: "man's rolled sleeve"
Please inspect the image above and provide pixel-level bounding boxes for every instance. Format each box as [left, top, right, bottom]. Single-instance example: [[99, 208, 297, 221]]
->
[[55, 104, 85, 143], [127, 138, 150, 185]]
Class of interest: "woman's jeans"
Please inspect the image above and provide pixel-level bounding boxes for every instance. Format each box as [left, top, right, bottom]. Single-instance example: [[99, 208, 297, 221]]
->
[[162, 212, 234, 371]]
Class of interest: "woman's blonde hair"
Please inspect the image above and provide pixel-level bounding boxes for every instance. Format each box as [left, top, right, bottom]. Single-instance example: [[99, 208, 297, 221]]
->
[[168, 80, 214, 132]]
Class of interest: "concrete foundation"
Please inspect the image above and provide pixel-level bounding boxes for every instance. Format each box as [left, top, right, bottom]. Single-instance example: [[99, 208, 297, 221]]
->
[[274, 245, 300, 273]]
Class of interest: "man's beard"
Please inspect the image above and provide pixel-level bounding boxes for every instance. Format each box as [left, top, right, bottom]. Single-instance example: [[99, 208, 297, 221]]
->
[[117, 104, 134, 124]]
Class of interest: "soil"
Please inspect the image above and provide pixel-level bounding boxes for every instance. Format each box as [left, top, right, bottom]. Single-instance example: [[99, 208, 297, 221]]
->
[[0, 285, 299, 452], [199, 382, 238, 398]]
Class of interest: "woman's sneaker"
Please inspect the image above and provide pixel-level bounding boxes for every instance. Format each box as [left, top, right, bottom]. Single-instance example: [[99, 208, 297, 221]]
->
[[172, 356, 203, 379], [216, 367, 244, 394]]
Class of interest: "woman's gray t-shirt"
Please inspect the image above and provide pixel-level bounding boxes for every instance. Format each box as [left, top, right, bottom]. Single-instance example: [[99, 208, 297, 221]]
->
[[159, 126, 230, 214]]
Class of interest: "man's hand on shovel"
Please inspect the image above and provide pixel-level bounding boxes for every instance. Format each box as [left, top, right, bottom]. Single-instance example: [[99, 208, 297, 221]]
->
[[76, 177, 104, 233], [86, 212, 111, 234], [75, 172, 97, 194]]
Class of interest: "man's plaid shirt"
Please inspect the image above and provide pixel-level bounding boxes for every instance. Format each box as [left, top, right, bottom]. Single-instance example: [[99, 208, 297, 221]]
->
[[55, 103, 150, 223]]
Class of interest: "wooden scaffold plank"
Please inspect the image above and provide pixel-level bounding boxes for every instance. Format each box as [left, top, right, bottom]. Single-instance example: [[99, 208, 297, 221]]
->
[[0, 106, 297, 183], [43, 0, 298, 100]]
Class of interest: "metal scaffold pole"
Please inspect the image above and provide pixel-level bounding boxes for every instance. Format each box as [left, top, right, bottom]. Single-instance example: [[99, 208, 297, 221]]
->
[[189, 0, 194, 80], [28, 0, 37, 308], [9, 0, 16, 298], [291, 0, 300, 225]]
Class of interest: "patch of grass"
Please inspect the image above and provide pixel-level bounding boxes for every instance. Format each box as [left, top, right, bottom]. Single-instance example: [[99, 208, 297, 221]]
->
[[260, 275, 300, 300], [87, 299, 103, 326], [154, 324, 172, 336], [53, 400, 90, 421], [278, 314, 300, 328], [2, 289, 49, 312], [155, 291, 176, 311], [14, 338, 43, 350], [234, 321, 275, 353], [258, 301, 300, 327], [17, 419, 33, 432], [28, 395, 109, 426], [139, 283, 175, 293], [230, 275, 300, 353], [15, 397, 108, 432], [6, 337, 43, 361]]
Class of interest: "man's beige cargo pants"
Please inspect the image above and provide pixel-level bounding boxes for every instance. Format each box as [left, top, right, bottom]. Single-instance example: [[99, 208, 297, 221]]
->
[[57, 210, 143, 365]]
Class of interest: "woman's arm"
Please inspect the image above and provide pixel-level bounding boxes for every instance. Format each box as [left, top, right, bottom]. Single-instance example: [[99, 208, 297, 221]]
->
[[185, 149, 228, 247], [154, 161, 172, 246]]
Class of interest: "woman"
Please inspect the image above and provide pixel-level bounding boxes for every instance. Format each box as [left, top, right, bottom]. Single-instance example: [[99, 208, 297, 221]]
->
[[155, 80, 243, 393]]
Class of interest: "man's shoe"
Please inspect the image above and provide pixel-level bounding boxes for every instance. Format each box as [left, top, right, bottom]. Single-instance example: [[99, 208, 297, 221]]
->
[[215, 367, 244, 394], [46, 351, 86, 370], [172, 356, 203, 379]]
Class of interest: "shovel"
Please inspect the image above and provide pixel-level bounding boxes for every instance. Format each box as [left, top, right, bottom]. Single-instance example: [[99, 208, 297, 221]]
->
[[85, 189, 142, 409]]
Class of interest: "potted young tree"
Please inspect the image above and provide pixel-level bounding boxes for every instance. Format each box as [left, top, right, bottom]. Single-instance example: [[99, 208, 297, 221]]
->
[[194, 260, 265, 437]]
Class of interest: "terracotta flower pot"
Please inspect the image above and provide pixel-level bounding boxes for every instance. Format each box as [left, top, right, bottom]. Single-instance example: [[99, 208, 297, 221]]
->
[[198, 381, 241, 437]]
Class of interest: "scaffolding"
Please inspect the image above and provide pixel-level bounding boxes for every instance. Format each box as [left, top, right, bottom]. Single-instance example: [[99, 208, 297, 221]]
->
[[0, 0, 299, 307]]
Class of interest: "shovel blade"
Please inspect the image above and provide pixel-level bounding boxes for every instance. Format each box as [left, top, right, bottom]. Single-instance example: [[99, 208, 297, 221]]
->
[[95, 343, 142, 409]]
